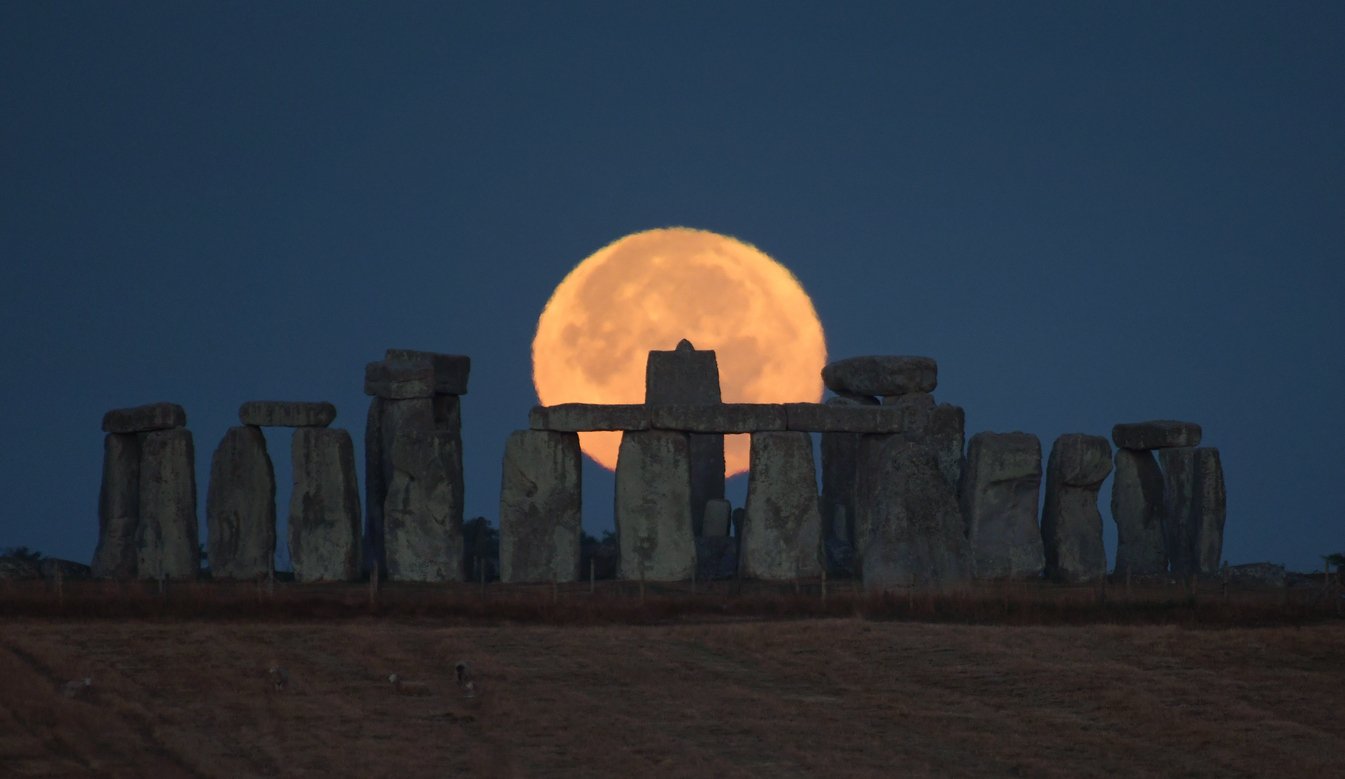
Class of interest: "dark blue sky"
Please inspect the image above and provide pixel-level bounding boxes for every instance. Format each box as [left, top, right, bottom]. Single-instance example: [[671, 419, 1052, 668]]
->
[[2, 2, 1341, 570]]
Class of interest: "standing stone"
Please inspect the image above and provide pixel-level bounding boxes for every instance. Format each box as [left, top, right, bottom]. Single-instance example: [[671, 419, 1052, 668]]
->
[[926, 404, 965, 490], [820, 397, 863, 548], [1111, 449, 1167, 576], [822, 356, 938, 397], [383, 348, 472, 395], [614, 430, 695, 581], [499, 430, 581, 583], [92, 433, 140, 579], [364, 396, 436, 576], [384, 428, 465, 582], [1040, 434, 1113, 583], [645, 340, 724, 537], [881, 392, 935, 437], [959, 432, 1044, 579], [740, 432, 822, 581], [206, 426, 276, 579], [136, 429, 199, 580], [1159, 447, 1198, 578], [289, 428, 362, 582], [859, 437, 970, 590], [1193, 448, 1226, 575], [702, 498, 732, 537]]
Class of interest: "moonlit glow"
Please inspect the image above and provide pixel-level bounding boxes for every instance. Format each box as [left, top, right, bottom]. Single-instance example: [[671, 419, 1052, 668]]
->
[[532, 227, 827, 476]]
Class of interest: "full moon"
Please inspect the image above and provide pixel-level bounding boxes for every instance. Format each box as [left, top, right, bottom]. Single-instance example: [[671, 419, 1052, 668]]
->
[[532, 227, 827, 476]]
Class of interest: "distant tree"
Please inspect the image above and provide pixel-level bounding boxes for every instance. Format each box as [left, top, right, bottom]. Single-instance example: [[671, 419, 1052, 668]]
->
[[463, 517, 499, 580], [1324, 552, 1345, 583], [1, 546, 44, 561]]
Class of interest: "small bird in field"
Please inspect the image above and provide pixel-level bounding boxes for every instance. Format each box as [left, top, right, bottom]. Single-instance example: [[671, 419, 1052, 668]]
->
[[455, 661, 477, 699], [268, 663, 289, 692], [388, 673, 431, 696], [62, 677, 92, 699]]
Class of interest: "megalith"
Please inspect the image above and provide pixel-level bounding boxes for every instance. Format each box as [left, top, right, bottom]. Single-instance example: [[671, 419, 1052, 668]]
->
[[93, 432, 140, 579], [1193, 448, 1226, 575], [136, 428, 200, 580], [1112, 420, 1202, 451], [614, 430, 695, 581], [740, 432, 822, 581], [238, 401, 336, 428], [926, 403, 965, 490], [206, 426, 276, 579], [385, 428, 465, 582], [881, 391, 934, 436], [859, 437, 970, 591], [1111, 448, 1167, 576], [498, 430, 582, 583], [820, 398, 863, 548], [1041, 434, 1113, 583], [959, 432, 1044, 579], [1159, 447, 1198, 577], [289, 427, 361, 582], [822, 356, 938, 397], [645, 339, 725, 537], [702, 498, 731, 537]]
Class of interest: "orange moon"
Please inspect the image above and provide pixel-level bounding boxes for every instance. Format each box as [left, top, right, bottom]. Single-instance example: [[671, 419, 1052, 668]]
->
[[532, 227, 827, 476]]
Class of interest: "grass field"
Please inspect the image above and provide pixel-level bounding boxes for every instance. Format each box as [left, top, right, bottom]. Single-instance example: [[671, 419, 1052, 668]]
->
[[2, 581, 1342, 777]]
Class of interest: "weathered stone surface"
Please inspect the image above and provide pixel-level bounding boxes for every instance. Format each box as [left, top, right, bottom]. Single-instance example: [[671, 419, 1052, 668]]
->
[[614, 430, 695, 581], [384, 349, 471, 395], [433, 394, 461, 432], [1159, 447, 1198, 578], [831, 389, 879, 405], [859, 438, 971, 590], [702, 498, 731, 537], [289, 428, 361, 582], [1111, 449, 1167, 576], [784, 403, 907, 433], [731, 507, 745, 538], [39, 559, 91, 580], [881, 392, 935, 437], [137, 429, 200, 580], [696, 536, 738, 581], [1041, 434, 1112, 583], [645, 341, 720, 406], [1193, 448, 1226, 575], [1112, 420, 1202, 450], [926, 404, 965, 489], [93, 432, 140, 579], [0, 557, 41, 580], [238, 401, 336, 428], [1226, 562, 1285, 588], [363, 360, 435, 399], [530, 404, 649, 432], [740, 432, 822, 581], [206, 426, 276, 579], [823, 356, 937, 397], [820, 398, 862, 548], [959, 432, 1044, 579], [385, 428, 465, 582], [499, 430, 582, 583], [101, 402, 185, 434], [651, 404, 787, 433], [365, 397, 435, 575]]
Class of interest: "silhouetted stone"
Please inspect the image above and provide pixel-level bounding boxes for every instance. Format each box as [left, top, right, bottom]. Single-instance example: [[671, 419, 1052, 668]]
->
[[1159, 447, 1198, 578], [136, 428, 199, 580], [881, 392, 935, 437], [206, 426, 275, 579], [820, 398, 862, 549], [1112, 420, 1202, 450], [383, 349, 471, 395], [39, 559, 90, 580], [614, 430, 695, 581], [696, 536, 738, 581], [385, 428, 464, 582], [783, 403, 907, 433], [645, 344, 727, 538], [101, 402, 185, 434], [364, 360, 435, 399], [927, 404, 965, 489], [238, 401, 336, 428], [859, 438, 970, 591], [93, 432, 140, 579], [740, 432, 822, 581], [364, 397, 436, 576], [433, 394, 461, 431], [702, 498, 731, 537], [731, 507, 745, 538], [499, 430, 582, 583], [1111, 449, 1166, 576], [650, 404, 787, 433], [289, 428, 361, 582], [959, 432, 1044, 579], [1041, 434, 1112, 583], [530, 404, 649, 431], [1193, 447, 1226, 575], [823, 356, 937, 397], [830, 389, 879, 405]]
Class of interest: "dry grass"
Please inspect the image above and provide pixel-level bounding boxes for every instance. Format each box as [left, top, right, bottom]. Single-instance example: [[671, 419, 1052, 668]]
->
[[1, 581, 1342, 777]]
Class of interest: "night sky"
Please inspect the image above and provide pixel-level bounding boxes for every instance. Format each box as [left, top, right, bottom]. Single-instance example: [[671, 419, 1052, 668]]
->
[[3, 2, 1341, 570]]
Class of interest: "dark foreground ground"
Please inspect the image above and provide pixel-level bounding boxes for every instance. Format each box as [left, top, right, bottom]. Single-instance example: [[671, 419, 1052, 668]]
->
[[1, 581, 1342, 777]]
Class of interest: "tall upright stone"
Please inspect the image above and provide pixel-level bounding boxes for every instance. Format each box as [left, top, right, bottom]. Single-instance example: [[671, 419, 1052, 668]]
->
[[384, 428, 464, 582], [363, 398, 387, 574], [859, 437, 970, 591], [1111, 449, 1167, 576], [614, 430, 695, 581], [740, 432, 822, 581], [645, 339, 724, 537], [820, 397, 863, 548], [206, 426, 276, 579], [93, 433, 140, 579], [498, 430, 582, 583], [136, 428, 200, 580], [959, 432, 1044, 579], [289, 428, 361, 582], [1040, 434, 1113, 583], [1193, 448, 1226, 575], [1159, 447, 1198, 578], [926, 403, 965, 490]]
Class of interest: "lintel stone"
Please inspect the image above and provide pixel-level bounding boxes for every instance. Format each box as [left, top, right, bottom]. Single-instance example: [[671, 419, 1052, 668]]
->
[[238, 401, 336, 428], [384, 349, 471, 395], [530, 404, 650, 431], [102, 402, 186, 434], [650, 404, 786, 433]]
